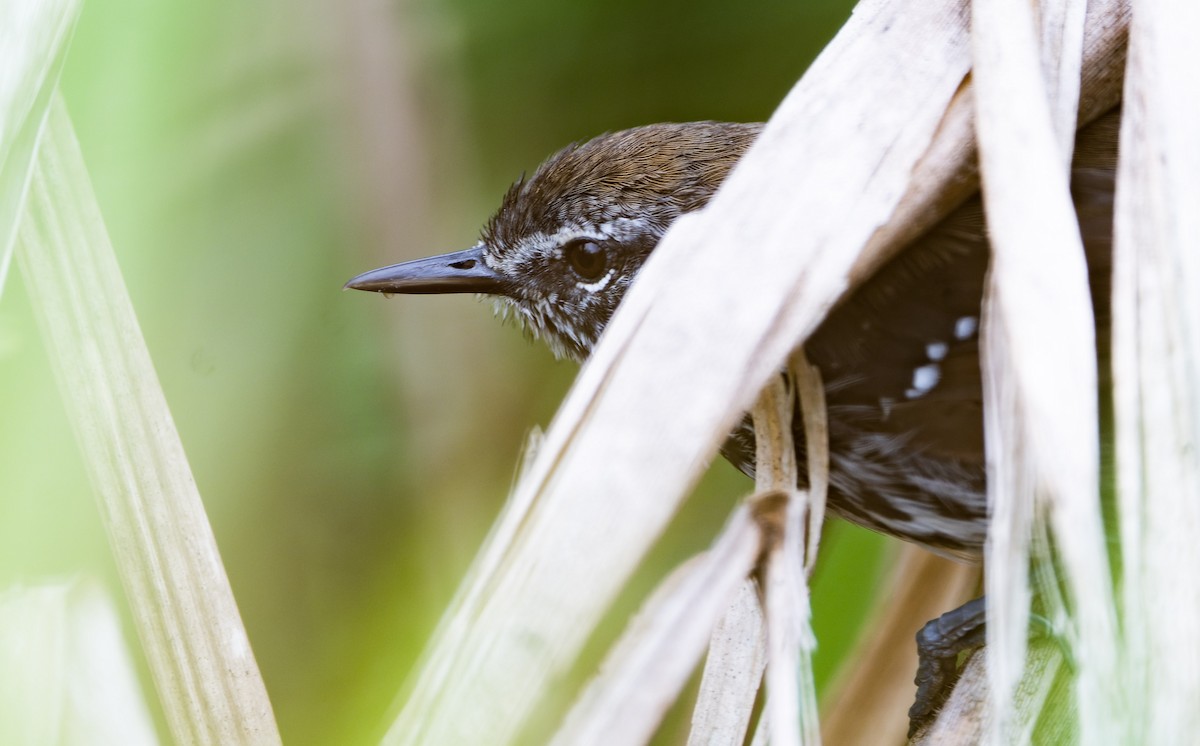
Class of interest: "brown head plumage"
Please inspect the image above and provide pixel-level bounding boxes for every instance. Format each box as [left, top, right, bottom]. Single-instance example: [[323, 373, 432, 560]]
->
[[477, 121, 761, 359]]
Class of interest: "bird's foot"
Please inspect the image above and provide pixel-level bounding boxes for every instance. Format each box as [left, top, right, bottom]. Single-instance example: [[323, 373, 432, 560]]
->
[[907, 596, 988, 738]]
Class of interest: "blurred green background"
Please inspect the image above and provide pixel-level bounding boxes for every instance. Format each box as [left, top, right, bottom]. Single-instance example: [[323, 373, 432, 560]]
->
[[0, 0, 904, 742]]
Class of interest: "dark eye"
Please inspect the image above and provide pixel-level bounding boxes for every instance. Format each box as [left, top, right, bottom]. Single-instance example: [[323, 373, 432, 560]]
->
[[563, 239, 608, 282]]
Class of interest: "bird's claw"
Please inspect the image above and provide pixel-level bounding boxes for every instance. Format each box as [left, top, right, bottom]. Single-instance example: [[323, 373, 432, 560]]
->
[[908, 596, 988, 738]]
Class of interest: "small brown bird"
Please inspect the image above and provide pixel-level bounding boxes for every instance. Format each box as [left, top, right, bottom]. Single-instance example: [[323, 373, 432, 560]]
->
[[347, 109, 1118, 731]]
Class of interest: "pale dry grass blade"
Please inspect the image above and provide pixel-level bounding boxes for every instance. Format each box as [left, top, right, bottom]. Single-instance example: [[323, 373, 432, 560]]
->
[[792, 351, 828, 575], [752, 375, 819, 746], [551, 507, 762, 746], [753, 377, 798, 492], [688, 354, 826, 745], [0, 582, 158, 746], [1035, 0, 1088, 158], [382, 1, 977, 743], [971, 0, 1120, 741], [1113, 0, 1200, 739], [17, 95, 280, 745], [688, 580, 766, 746], [0, 0, 78, 298], [762, 514, 816, 746]]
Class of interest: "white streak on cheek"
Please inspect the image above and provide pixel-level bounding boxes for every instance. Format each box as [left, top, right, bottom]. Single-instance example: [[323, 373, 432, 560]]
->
[[576, 269, 615, 293]]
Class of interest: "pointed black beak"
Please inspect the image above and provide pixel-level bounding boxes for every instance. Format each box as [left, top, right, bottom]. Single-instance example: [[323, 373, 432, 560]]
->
[[344, 246, 509, 295]]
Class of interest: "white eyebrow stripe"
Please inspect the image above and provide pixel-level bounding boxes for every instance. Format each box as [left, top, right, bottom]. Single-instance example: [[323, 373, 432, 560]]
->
[[597, 217, 653, 242]]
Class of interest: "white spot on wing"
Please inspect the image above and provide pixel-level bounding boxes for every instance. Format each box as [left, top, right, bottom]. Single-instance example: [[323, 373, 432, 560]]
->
[[906, 363, 941, 399], [954, 315, 978, 340], [926, 341, 948, 361]]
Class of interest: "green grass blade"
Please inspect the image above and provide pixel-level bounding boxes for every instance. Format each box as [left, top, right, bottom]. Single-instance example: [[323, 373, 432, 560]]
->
[[16, 93, 281, 745]]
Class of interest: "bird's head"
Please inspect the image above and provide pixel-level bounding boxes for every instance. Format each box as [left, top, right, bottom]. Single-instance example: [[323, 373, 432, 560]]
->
[[346, 121, 761, 360]]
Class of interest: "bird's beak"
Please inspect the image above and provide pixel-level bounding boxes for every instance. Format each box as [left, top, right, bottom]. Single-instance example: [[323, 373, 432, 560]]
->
[[344, 246, 509, 296]]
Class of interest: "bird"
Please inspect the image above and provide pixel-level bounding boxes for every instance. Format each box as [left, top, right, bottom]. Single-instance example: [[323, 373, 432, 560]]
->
[[346, 108, 1118, 733]]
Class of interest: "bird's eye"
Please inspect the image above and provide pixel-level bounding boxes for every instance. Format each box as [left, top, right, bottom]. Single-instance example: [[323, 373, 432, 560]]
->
[[563, 239, 608, 282]]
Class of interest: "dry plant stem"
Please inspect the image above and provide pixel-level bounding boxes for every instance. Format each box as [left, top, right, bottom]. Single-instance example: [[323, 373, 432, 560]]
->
[[753, 377, 798, 492], [1113, 0, 1200, 739], [16, 95, 280, 746], [819, 547, 978, 745], [761, 507, 817, 746], [687, 580, 767, 746], [550, 508, 763, 746], [972, 0, 1120, 741], [1035, 0, 1088, 158], [689, 355, 825, 746], [791, 350, 828, 574], [752, 377, 819, 746]]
